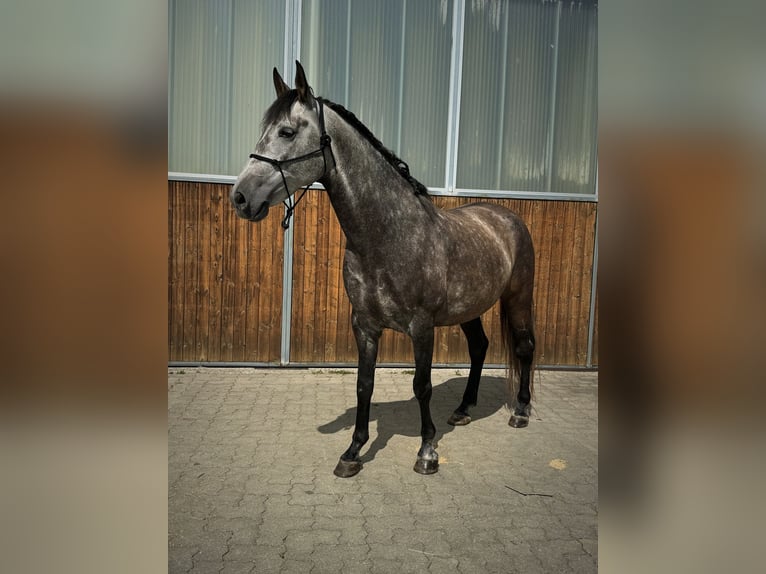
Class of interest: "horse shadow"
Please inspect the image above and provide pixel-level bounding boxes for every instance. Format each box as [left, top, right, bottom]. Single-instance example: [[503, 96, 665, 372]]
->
[[317, 376, 509, 464]]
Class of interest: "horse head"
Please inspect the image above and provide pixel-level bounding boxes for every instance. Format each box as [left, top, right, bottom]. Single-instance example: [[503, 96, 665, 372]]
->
[[230, 61, 331, 222]]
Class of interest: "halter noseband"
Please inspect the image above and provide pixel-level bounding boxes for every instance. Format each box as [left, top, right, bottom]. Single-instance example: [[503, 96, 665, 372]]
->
[[249, 98, 334, 229]]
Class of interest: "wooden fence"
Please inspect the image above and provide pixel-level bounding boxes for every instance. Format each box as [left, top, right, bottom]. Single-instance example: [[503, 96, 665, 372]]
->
[[169, 181, 598, 367]]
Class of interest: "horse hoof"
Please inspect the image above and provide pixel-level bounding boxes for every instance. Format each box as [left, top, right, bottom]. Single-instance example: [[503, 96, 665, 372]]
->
[[334, 458, 363, 478], [413, 457, 439, 475], [509, 414, 529, 428], [447, 412, 471, 426]]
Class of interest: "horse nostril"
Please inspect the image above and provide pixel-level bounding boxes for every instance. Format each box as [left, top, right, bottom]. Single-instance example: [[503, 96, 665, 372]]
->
[[233, 191, 247, 206]]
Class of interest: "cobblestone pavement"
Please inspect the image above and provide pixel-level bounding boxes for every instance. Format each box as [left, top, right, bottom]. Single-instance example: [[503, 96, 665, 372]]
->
[[169, 367, 597, 573]]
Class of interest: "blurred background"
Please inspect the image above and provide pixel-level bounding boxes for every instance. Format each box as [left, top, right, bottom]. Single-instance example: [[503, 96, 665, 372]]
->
[[0, 1, 167, 573], [599, 0, 766, 572], [0, 0, 764, 572]]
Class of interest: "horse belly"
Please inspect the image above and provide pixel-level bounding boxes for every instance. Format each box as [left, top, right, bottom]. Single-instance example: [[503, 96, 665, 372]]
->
[[436, 230, 513, 325], [435, 277, 507, 326]]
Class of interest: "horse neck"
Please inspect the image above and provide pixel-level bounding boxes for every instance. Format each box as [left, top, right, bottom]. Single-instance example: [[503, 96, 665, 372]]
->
[[319, 108, 433, 253]]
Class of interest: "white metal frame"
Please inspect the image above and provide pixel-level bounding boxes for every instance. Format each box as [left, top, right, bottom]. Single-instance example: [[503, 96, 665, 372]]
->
[[166, 173, 597, 203]]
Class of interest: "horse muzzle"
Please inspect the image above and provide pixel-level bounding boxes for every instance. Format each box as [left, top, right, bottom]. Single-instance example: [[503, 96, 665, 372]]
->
[[246, 200, 270, 222], [231, 188, 270, 222]]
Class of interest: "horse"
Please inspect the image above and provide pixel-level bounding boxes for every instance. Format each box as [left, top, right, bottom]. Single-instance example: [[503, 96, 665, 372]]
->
[[230, 62, 536, 477]]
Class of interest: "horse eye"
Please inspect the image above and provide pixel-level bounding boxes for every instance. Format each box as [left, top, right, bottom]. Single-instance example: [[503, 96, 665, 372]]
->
[[278, 127, 295, 139]]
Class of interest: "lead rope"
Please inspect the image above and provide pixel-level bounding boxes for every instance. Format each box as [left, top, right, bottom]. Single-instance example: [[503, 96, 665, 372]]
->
[[281, 184, 310, 229]]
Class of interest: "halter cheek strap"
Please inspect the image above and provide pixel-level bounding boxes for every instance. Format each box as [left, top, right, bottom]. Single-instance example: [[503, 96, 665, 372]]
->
[[249, 99, 334, 229]]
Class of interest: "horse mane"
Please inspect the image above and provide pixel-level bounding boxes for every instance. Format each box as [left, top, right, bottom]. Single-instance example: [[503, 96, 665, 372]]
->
[[261, 90, 429, 198], [318, 98, 430, 198]]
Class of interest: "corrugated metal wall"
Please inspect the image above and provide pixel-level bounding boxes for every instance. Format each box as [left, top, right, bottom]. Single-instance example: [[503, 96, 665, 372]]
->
[[168, 0, 286, 175], [168, 182, 597, 366]]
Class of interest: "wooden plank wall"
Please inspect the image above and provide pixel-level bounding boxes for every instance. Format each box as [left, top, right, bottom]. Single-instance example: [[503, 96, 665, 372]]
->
[[168, 182, 597, 366], [168, 181, 283, 362], [289, 190, 597, 366]]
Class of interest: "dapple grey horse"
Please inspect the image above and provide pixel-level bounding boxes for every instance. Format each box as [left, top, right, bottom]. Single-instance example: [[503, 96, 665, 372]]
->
[[231, 62, 536, 477]]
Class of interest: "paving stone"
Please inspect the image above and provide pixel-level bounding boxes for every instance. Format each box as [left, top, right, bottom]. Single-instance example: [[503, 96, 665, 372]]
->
[[313, 516, 367, 546], [309, 545, 352, 574], [169, 367, 597, 573], [188, 559, 224, 573], [429, 556, 461, 572], [218, 562, 254, 574], [168, 546, 194, 573], [280, 557, 313, 574], [253, 516, 314, 546]]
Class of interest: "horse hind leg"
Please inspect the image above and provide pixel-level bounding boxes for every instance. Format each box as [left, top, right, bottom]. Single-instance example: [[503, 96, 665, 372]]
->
[[508, 325, 535, 428], [447, 317, 488, 426], [500, 289, 536, 428]]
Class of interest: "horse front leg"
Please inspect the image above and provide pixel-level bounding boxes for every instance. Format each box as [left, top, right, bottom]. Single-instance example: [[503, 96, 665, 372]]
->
[[411, 325, 439, 475], [333, 316, 380, 478]]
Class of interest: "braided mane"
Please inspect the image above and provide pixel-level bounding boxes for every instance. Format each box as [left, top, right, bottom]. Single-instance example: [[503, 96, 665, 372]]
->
[[318, 98, 430, 197]]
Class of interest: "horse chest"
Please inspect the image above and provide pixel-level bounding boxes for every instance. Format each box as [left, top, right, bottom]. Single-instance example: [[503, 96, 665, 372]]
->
[[342, 250, 436, 332]]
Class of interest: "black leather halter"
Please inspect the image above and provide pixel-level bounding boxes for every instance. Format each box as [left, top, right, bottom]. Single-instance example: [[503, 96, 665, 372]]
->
[[249, 98, 334, 229]]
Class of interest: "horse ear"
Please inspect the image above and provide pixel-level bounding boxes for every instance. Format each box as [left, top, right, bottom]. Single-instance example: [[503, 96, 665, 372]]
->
[[273, 67, 289, 97], [294, 60, 312, 103]]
